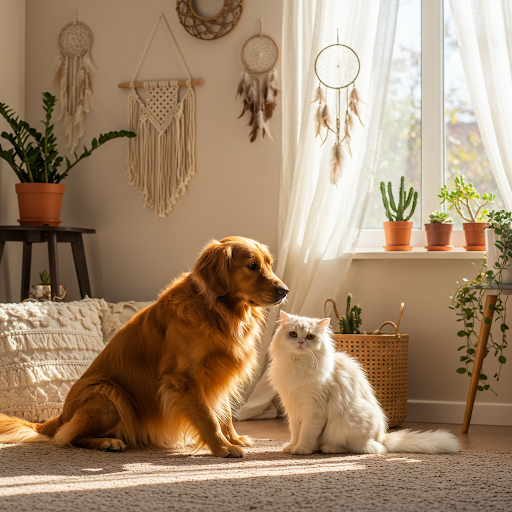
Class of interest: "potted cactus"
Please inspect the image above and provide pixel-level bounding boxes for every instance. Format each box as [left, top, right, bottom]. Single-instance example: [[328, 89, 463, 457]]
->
[[425, 210, 453, 251], [438, 175, 494, 251], [29, 270, 66, 300], [338, 293, 366, 334], [380, 176, 418, 251]]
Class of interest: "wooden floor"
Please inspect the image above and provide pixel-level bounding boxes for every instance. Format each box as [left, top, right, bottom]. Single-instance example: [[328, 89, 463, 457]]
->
[[233, 419, 512, 452]]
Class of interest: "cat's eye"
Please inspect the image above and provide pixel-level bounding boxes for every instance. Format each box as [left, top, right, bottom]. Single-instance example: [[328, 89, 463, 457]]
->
[[289, 331, 297, 338], [306, 334, 315, 340]]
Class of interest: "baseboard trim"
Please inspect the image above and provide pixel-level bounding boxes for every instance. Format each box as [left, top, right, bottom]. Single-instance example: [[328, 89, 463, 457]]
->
[[406, 400, 512, 426]]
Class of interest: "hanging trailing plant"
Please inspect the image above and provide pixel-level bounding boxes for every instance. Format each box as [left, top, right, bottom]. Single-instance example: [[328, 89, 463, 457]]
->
[[450, 210, 512, 393]]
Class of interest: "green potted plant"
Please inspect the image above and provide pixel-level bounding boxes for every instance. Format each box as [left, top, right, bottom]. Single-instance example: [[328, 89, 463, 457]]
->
[[0, 92, 135, 226], [338, 293, 366, 334], [439, 175, 495, 251], [451, 209, 511, 394], [425, 210, 453, 251], [30, 270, 66, 300], [380, 176, 418, 251]]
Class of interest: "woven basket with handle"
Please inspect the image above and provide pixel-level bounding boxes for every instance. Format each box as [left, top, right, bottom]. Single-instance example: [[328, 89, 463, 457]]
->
[[324, 299, 408, 427]]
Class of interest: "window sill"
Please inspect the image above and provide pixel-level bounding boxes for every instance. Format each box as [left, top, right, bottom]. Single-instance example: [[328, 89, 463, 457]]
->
[[354, 248, 485, 260]]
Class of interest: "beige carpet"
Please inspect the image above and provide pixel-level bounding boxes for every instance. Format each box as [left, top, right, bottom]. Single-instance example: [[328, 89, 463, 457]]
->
[[0, 440, 511, 512]]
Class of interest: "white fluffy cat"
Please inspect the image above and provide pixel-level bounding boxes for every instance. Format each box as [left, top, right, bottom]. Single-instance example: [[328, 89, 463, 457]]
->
[[268, 311, 460, 455]]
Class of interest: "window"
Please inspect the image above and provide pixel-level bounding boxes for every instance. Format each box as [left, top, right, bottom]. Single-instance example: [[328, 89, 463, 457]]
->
[[359, 0, 503, 246]]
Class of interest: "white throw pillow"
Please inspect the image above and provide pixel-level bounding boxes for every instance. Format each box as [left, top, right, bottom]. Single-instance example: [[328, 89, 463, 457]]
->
[[0, 298, 109, 422], [103, 301, 154, 344]]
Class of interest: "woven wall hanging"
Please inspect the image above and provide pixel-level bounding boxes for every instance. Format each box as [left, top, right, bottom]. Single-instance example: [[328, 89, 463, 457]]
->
[[118, 13, 202, 218], [176, 0, 243, 40], [53, 11, 93, 153], [313, 33, 363, 185], [236, 20, 279, 142]]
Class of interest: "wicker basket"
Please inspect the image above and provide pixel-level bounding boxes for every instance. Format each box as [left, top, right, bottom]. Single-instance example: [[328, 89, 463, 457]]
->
[[325, 300, 408, 427]]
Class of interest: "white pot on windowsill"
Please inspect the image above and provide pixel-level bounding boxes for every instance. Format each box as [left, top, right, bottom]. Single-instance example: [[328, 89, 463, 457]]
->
[[485, 230, 512, 285]]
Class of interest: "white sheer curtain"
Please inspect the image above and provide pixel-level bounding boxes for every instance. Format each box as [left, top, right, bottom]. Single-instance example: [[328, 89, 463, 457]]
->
[[450, 0, 512, 210], [236, 0, 399, 420]]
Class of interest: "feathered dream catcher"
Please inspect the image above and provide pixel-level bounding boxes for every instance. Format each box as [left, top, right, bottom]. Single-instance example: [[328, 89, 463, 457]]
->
[[314, 35, 363, 185], [236, 21, 279, 142], [53, 11, 93, 153]]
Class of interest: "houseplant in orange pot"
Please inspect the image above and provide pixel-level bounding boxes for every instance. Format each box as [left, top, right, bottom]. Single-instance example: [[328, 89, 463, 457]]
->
[[439, 175, 494, 251], [380, 176, 418, 251], [0, 92, 135, 226], [425, 210, 453, 251]]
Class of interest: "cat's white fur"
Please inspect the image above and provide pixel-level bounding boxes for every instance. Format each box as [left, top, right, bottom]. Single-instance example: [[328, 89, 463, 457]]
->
[[268, 311, 460, 455]]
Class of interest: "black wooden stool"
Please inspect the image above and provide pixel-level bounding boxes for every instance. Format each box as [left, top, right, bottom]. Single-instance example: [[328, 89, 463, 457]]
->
[[0, 226, 96, 301]]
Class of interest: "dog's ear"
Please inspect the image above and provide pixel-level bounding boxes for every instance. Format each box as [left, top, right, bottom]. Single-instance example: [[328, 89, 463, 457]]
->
[[192, 241, 232, 297]]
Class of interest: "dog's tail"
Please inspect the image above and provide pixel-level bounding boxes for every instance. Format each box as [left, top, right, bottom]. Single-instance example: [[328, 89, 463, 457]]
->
[[382, 429, 460, 454], [0, 413, 60, 444]]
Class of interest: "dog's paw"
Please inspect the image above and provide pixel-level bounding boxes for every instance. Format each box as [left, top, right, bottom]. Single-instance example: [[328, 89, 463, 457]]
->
[[320, 444, 348, 454], [213, 444, 246, 458], [100, 438, 126, 452], [282, 442, 296, 453], [230, 435, 253, 447], [291, 445, 313, 455]]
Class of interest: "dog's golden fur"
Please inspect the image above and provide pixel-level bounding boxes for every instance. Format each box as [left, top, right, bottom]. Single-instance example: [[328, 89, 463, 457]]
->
[[0, 236, 288, 457]]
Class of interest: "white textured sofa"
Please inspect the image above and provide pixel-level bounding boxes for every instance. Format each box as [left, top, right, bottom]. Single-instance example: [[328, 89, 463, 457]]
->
[[0, 299, 153, 422]]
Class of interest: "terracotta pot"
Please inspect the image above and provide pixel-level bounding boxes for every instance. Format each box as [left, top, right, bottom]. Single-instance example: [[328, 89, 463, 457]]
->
[[425, 223, 453, 250], [463, 222, 487, 251], [383, 221, 413, 251], [15, 183, 65, 226]]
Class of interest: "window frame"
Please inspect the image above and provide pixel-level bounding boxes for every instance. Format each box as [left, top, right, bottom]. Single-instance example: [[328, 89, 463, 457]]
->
[[358, 0, 466, 249]]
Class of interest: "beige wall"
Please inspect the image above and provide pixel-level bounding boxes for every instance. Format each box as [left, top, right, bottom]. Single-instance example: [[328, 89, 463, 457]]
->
[[1, 0, 510, 424], [0, 0, 25, 303]]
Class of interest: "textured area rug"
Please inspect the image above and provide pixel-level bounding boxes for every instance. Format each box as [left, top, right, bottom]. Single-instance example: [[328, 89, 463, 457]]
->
[[0, 440, 511, 512]]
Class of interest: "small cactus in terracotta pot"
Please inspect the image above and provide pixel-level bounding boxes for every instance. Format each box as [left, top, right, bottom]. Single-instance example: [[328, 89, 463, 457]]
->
[[425, 210, 454, 251]]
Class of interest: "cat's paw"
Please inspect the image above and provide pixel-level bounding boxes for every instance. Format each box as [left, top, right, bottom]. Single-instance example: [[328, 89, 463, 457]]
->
[[282, 442, 296, 453], [291, 445, 314, 455]]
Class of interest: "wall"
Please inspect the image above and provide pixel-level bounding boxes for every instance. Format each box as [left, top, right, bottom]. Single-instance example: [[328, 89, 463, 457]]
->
[[2, 0, 281, 303], [0, 0, 25, 304]]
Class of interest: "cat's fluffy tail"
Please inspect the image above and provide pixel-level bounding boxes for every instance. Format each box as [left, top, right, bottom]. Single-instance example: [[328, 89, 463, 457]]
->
[[382, 429, 460, 454]]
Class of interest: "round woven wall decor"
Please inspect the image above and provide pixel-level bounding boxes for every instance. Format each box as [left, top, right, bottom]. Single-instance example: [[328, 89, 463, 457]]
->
[[58, 21, 92, 58], [176, 0, 243, 40], [241, 34, 279, 74]]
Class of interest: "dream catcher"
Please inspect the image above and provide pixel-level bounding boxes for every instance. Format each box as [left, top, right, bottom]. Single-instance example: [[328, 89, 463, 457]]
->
[[53, 11, 93, 153], [236, 21, 279, 142], [314, 34, 363, 185]]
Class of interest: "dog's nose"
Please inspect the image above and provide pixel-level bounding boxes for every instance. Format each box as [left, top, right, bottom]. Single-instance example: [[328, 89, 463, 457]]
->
[[276, 285, 289, 297]]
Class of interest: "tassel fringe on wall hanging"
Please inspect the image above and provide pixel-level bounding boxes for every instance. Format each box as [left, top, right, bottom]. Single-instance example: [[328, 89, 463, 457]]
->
[[313, 33, 363, 185], [119, 13, 203, 218], [53, 11, 93, 153], [236, 20, 279, 142]]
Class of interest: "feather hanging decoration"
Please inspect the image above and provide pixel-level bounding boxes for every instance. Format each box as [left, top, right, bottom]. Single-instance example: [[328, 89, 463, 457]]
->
[[330, 143, 344, 185], [312, 86, 326, 104], [238, 24, 280, 142]]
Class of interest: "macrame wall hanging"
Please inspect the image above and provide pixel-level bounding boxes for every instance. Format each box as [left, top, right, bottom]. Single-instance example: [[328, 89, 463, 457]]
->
[[118, 13, 203, 218], [236, 20, 279, 142], [313, 34, 363, 185], [177, 0, 244, 40], [53, 11, 93, 153]]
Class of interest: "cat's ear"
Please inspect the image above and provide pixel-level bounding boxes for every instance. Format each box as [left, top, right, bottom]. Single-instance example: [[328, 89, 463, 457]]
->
[[317, 318, 331, 332], [280, 311, 291, 324]]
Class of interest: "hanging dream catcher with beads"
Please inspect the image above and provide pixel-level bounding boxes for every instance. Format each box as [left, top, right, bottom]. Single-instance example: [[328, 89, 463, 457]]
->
[[236, 21, 279, 142], [314, 35, 363, 185], [53, 11, 93, 153]]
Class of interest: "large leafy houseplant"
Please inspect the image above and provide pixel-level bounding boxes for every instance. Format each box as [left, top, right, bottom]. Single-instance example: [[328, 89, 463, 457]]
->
[[0, 92, 135, 226], [0, 92, 135, 183], [451, 210, 511, 394]]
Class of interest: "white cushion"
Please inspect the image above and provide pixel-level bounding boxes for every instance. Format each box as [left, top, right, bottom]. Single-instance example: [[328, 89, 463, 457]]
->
[[0, 298, 109, 422], [103, 301, 154, 344]]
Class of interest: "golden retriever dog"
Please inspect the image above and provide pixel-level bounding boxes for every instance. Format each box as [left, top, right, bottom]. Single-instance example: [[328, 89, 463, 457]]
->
[[0, 236, 288, 457]]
